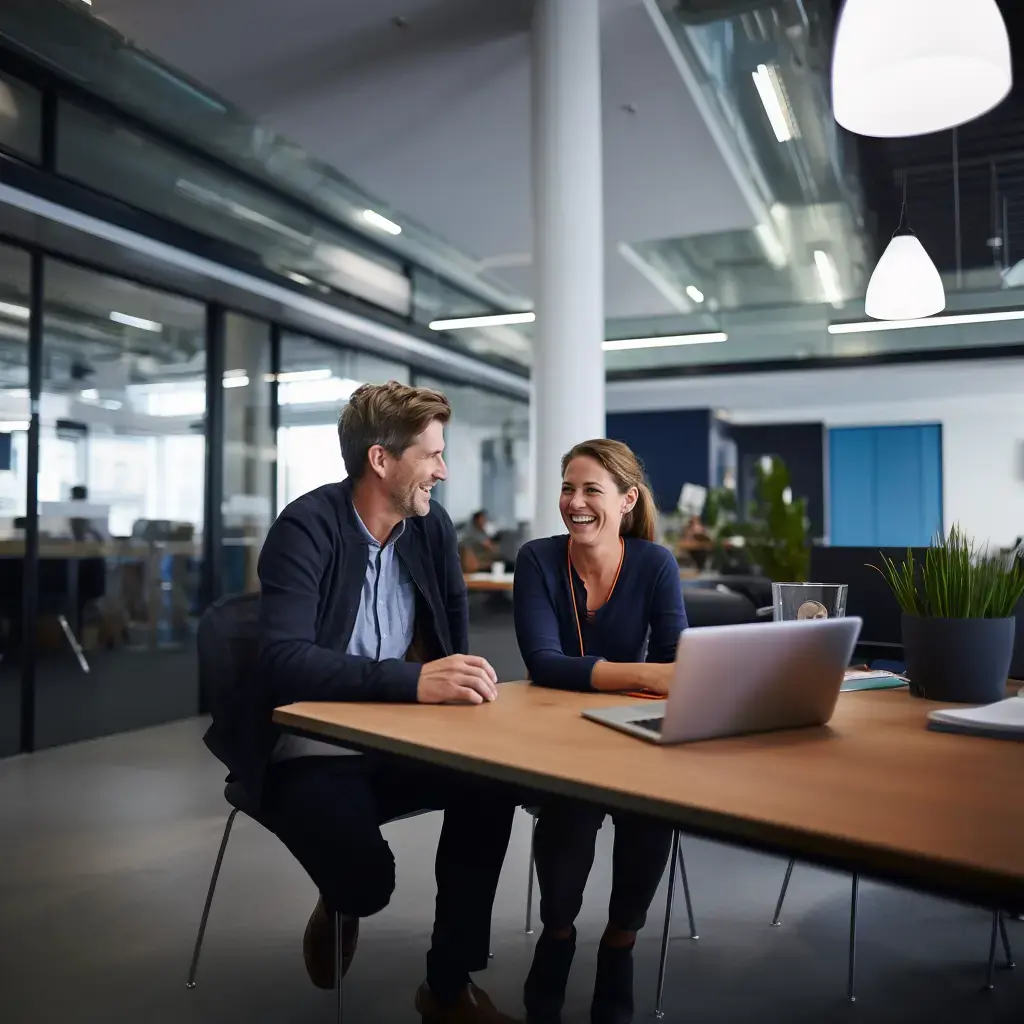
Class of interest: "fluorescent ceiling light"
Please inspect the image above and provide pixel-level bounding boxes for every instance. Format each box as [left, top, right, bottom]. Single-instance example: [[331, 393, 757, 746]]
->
[[285, 271, 315, 287], [602, 332, 727, 352], [429, 312, 535, 330], [362, 209, 402, 236], [830, 308, 1024, 334], [832, 0, 1011, 138], [813, 249, 842, 306], [110, 311, 162, 332], [0, 301, 30, 320], [278, 376, 364, 406], [0, 420, 29, 431], [223, 371, 250, 388], [80, 389, 100, 401], [864, 234, 945, 320], [754, 222, 787, 269], [265, 368, 334, 384], [752, 63, 796, 143], [685, 285, 705, 304]]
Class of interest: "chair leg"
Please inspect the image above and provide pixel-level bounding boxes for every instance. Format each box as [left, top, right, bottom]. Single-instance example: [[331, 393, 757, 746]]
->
[[186, 808, 239, 988], [57, 614, 90, 673], [335, 911, 343, 1024], [847, 874, 859, 1003], [676, 839, 698, 940], [987, 911, 1000, 989], [999, 912, 1015, 969], [525, 813, 537, 935], [770, 858, 796, 926], [653, 830, 681, 1019]]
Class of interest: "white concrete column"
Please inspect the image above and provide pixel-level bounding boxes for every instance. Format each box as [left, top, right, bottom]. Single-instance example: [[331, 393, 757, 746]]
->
[[531, 0, 606, 539]]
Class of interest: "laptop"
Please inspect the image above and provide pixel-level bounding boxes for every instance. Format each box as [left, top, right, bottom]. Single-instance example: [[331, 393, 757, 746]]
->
[[583, 617, 863, 744]]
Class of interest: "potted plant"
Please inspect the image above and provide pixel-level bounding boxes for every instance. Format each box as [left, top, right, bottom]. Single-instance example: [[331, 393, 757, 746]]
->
[[874, 526, 1024, 703]]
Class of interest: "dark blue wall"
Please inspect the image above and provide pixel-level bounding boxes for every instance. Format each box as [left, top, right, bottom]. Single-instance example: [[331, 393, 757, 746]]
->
[[729, 423, 827, 540], [606, 409, 711, 511]]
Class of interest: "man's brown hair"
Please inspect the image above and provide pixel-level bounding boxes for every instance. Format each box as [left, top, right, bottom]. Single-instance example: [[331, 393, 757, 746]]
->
[[338, 380, 451, 480]]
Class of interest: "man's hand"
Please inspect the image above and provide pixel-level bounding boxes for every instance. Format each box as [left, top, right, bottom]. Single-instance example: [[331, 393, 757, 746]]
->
[[418, 655, 499, 705]]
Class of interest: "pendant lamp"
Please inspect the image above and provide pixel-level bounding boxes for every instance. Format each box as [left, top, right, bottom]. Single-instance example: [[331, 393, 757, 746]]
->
[[864, 178, 945, 321], [832, 0, 1012, 138]]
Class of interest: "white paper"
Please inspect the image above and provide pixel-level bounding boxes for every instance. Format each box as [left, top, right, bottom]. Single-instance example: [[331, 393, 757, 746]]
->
[[928, 697, 1024, 734]]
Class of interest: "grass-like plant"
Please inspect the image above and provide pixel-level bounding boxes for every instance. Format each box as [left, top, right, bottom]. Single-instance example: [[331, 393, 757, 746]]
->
[[874, 525, 1024, 619]]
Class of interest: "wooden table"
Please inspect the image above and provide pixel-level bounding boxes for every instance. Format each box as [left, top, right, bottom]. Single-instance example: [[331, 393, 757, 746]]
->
[[274, 683, 1024, 910], [463, 572, 514, 593]]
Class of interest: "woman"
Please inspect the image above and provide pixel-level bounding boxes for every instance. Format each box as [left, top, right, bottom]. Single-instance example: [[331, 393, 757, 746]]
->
[[513, 438, 687, 1024]]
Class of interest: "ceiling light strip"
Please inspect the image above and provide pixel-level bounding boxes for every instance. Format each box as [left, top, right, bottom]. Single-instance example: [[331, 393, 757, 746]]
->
[[602, 332, 727, 352], [752, 63, 794, 143], [429, 312, 536, 330], [829, 309, 1024, 334]]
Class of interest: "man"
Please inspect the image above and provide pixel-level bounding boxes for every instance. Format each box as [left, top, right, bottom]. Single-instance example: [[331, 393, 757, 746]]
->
[[460, 509, 498, 571], [254, 381, 519, 1023]]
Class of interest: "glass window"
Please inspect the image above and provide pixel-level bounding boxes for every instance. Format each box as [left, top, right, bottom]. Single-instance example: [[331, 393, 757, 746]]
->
[[222, 313, 274, 594], [276, 333, 408, 511], [416, 376, 529, 532], [0, 242, 31, 756], [0, 71, 42, 162], [33, 259, 207, 749], [56, 101, 412, 316]]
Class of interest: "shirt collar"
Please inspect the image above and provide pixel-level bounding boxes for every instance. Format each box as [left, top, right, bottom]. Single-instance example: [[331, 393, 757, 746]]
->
[[351, 505, 406, 549]]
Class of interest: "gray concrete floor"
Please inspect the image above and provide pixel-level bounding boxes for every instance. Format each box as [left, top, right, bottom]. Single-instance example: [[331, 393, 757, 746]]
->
[[0, 611, 1020, 1023]]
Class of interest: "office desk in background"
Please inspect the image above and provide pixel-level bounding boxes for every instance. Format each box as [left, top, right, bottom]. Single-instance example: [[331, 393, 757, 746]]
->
[[275, 683, 1024, 911], [0, 538, 201, 650], [463, 572, 515, 593]]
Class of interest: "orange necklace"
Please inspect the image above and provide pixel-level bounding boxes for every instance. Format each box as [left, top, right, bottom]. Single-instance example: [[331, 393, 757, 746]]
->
[[567, 536, 625, 657]]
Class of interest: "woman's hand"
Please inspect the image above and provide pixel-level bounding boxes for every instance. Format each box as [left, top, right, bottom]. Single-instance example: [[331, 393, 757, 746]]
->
[[640, 662, 674, 695], [592, 660, 674, 694]]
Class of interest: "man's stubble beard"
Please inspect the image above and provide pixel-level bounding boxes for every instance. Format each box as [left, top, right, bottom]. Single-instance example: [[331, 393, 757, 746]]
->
[[390, 480, 425, 519]]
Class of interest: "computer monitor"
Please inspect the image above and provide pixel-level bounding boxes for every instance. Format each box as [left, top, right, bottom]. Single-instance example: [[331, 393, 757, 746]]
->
[[809, 546, 929, 652]]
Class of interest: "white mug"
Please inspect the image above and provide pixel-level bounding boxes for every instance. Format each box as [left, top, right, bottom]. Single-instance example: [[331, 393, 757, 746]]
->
[[491, 560, 506, 577]]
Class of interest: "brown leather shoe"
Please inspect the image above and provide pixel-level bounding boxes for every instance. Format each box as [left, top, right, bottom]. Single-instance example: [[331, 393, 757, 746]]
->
[[415, 982, 522, 1023], [302, 897, 359, 989]]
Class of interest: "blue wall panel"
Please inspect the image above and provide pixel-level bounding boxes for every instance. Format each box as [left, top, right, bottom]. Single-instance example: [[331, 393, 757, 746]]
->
[[829, 424, 942, 547]]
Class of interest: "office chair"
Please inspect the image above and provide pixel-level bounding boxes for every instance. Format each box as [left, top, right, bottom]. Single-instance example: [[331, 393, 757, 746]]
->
[[188, 593, 489, 1023], [188, 592, 352, 1021], [186, 775, 432, 1023], [522, 810, 699, 1019], [770, 860, 1016, 1000]]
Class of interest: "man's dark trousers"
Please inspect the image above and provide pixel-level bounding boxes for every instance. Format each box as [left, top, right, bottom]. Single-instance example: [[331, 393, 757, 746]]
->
[[262, 752, 517, 999]]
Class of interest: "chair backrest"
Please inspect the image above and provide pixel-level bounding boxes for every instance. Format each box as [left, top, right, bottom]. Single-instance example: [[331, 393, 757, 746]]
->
[[197, 592, 260, 726]]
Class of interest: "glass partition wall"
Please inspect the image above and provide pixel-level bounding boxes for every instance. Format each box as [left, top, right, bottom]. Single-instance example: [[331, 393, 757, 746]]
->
[[32, 260, 208, 748], [0, 239, 527, 755], [0, 243, 32, 757]]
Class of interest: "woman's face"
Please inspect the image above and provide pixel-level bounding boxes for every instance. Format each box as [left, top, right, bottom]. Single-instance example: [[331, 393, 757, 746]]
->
[[559, 455, 636, 547]]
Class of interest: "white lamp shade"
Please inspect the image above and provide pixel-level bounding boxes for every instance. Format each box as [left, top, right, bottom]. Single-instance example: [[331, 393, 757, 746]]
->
[[864, 235, 945, 320], [832, 0, 1011, 138]]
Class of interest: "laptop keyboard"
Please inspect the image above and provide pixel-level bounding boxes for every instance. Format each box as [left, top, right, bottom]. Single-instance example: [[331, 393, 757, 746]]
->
[[632, 717, 664, 733]]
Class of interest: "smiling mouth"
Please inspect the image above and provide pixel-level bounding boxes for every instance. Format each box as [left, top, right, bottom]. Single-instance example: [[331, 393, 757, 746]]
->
[[569, 515, 596, 525]]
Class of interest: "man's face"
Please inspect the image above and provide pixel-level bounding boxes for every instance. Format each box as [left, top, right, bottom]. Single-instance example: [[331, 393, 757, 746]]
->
[[385, 419, 447, 518]]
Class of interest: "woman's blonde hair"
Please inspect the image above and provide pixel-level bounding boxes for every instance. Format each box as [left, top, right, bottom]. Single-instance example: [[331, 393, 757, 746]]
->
[[560, 438, 658, 542]]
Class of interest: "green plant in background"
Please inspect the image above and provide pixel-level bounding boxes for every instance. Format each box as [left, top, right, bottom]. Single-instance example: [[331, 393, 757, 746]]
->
[[738, 456, 811, 582], [701, 484, 738, 541], [874, 524, 1024, 619]]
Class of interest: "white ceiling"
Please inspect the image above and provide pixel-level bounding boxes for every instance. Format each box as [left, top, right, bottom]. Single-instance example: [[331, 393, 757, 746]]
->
[[93, 0, 755, 319]]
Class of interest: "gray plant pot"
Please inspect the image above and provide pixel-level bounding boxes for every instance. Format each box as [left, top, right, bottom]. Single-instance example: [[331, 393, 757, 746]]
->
[[902, 614, 1016, 704]]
